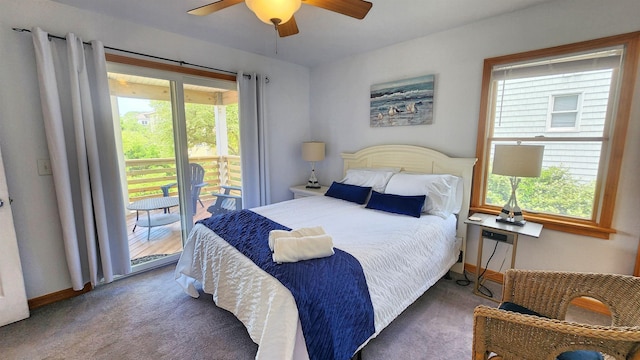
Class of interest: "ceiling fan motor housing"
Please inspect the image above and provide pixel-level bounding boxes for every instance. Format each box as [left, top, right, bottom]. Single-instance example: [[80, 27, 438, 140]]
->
[[245, 0, 302, 25], [188, 0, 372, 37]]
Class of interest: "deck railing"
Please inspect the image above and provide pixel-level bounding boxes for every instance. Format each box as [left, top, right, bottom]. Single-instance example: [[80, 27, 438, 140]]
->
[[124, 155, 242, 203]]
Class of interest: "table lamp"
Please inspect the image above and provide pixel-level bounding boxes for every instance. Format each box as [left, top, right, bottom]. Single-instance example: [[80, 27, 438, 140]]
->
[[492, 143, 544, 226], [302, 141, 325, 189]]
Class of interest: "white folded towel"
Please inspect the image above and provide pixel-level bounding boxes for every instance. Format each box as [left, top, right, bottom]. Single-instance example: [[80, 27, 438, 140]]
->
[[272, 234, 334, 263], [268, 230, 291, 251], [268, 226, 326, 251], [291, 226, 326, 237]]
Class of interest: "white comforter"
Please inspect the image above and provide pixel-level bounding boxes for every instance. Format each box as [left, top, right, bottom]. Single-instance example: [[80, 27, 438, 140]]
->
[[175, 195, 458, 360]]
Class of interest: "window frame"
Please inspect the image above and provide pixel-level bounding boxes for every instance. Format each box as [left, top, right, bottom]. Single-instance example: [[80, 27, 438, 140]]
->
[[471, 31, 640, 239], [105, 53, 237, 83]]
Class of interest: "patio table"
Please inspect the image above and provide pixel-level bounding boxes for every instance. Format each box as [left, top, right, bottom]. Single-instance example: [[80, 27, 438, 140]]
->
[[127, 197, 180, 241]]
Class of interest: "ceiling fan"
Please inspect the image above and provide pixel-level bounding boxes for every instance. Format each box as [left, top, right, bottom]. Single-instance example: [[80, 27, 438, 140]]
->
[[188, 0, 373, 37]]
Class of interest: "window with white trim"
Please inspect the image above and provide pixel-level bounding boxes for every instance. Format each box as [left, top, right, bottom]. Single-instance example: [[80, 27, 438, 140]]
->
[[547, 93, 582, 131], [471, 32, 639, 239]]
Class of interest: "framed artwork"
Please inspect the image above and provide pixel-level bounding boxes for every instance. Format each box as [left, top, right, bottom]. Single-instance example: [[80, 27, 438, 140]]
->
[[370, 74, 435, 127]]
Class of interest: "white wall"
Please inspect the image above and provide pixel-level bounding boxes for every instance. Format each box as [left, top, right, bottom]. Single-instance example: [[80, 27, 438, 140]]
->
[[309, 0, 640, 275], [1, 0, 638, 301], [0, 0, 311, 298]]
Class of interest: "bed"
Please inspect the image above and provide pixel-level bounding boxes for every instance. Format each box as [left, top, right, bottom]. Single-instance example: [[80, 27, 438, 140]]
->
[[175, 145, 477, 360]]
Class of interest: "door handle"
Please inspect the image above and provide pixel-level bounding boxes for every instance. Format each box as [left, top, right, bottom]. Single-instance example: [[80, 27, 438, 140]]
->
[[0, 198, 3, 207]]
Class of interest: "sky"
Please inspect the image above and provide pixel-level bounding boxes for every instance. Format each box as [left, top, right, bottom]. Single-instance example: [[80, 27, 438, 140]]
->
[[117, 97, 153, 116]]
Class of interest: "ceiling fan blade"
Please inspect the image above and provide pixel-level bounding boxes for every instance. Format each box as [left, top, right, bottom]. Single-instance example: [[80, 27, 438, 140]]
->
[[302, 0, 372, 19], [277, 16, 300, 37], [187, 0, 244, 16]]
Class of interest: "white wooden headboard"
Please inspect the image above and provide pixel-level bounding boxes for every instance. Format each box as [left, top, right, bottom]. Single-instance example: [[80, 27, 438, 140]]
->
[[341, 145, 477, 274]]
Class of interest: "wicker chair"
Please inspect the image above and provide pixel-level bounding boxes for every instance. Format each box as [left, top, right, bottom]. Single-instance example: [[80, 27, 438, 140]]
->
[[473, 269, 640, 360]]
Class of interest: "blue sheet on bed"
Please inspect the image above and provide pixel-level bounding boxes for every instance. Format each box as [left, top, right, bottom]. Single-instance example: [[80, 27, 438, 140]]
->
[[197, 210, 375, 360]]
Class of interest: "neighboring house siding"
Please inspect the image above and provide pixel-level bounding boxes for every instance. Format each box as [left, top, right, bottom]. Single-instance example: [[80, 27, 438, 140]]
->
[[493, 69, 612, 182]]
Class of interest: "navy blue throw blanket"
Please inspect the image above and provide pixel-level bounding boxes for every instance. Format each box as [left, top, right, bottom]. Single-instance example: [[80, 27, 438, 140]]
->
[[197, 210, 375, 360]]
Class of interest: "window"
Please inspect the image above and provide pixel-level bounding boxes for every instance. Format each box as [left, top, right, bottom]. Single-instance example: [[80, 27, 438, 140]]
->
[[547, 93, 582, 131], [472, 32, 640, 239]]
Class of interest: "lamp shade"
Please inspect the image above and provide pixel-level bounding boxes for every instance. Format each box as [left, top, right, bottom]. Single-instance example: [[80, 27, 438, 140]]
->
[[245, 0, 301, 25], [302, 142, 325, 162], [492, 144, 544, 178]]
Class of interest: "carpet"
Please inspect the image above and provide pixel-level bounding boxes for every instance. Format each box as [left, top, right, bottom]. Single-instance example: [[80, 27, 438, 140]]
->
[[0, 265, 610, 360]]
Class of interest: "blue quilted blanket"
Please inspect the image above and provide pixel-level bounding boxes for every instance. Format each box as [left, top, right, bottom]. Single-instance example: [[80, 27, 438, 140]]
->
[[197, 210, 375, 360]]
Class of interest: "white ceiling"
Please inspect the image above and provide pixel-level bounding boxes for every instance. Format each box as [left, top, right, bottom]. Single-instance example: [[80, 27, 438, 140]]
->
[[51, 0, 555, 68]]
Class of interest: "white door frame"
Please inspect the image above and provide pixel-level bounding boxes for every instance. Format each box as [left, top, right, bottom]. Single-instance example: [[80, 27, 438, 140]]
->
[[0, 145, 29, 326]]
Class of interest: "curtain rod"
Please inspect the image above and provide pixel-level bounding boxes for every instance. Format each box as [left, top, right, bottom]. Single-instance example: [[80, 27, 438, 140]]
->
[[12, 27, 242, 77]]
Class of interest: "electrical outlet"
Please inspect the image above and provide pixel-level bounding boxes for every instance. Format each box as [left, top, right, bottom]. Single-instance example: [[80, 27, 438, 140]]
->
[[482, 229, 515, 244], [37, 159, 52, 176]]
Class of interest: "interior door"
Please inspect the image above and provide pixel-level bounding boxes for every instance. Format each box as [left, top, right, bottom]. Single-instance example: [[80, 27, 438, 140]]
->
[[0, 146, 29, 326]]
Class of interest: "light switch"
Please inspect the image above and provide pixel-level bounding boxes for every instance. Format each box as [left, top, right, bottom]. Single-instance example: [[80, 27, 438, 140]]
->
[[37, 159, 52, 176]]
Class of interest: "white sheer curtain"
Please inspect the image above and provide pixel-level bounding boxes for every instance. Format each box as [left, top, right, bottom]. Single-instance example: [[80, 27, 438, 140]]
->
[[238, 72, 270, 208], [31, 27, 130, 290]]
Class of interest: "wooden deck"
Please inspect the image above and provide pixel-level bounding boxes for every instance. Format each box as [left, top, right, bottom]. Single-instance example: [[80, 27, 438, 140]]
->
[[126, 198, 216, 261]]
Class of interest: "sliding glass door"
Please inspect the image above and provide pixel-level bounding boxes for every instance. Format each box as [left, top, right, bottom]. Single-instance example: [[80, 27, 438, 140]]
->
[[106, 64, 239, 271]]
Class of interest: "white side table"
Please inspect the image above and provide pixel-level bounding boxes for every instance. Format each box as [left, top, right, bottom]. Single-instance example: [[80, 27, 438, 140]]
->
[[465, 212, 543, 302], [289, 185, 329, 199]]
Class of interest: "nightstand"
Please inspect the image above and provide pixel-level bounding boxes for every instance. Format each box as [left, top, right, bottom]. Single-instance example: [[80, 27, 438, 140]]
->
[[465, 212, 543, 302], [289, 185, 329, 199]]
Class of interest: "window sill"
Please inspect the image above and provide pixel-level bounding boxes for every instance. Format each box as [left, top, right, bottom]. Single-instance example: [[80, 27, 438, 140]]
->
[[469, 206, 616, 239]]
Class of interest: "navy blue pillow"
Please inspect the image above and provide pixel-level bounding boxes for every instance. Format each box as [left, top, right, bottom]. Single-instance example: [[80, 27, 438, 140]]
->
[[557, 351, 603, 360], [365, 191, 426, 218], [499, 302, 604, 360], [324, 181, 371, 204], [499, 301, 544, 317]]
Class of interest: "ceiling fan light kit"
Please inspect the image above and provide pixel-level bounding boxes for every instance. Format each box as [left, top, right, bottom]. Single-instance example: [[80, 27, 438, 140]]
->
[[188, 0, 372, 37], [246, 0, 301, 25]]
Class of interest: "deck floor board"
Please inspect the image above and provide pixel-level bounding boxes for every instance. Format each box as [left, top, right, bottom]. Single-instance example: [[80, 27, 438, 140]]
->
[[126, 199, 214, 261]]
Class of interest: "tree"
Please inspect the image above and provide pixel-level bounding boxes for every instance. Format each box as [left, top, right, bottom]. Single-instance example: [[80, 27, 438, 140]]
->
[[185, 102, 216, 147], [487, 166, 596, 219], [120, 111, 163, 159], [120, 99, 240, 159], [225, 104, 240, 155], [149, 100, 240, 155]]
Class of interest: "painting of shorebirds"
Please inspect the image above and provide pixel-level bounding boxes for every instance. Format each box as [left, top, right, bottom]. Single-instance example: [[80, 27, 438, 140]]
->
[[370, 74, 435, 127]]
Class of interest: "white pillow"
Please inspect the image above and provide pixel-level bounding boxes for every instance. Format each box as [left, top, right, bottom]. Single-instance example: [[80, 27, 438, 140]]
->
[[341, 168, 398, 193], [384, 173, 463, 218]]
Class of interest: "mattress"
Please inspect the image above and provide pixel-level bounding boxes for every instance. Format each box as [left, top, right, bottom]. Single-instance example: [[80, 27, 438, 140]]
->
[[175, 195, 459, 360]]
